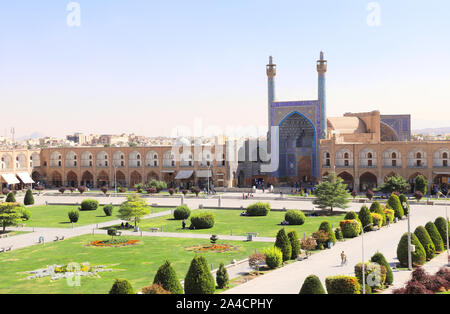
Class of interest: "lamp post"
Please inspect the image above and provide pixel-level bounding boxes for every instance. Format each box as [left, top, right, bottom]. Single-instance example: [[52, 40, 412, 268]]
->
[[113, 164, 117, 197], [355, 220, 373, 295], [403, 201, 412, 271], [438, 192, 449, 262]]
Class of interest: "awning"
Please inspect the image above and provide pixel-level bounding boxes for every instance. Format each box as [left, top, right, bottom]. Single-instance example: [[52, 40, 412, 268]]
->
[[161, 170, 175, 173], [433, 172, 450, 175], [175, 170, 194, 180], [17, 172, 35, 184], [1, 173, 20, 185], [196, 170, 212, 178]]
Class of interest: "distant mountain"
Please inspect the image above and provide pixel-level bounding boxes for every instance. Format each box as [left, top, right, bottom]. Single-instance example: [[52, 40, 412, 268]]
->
[[16, 132, 46, 141], [412, 127, 450, 135]]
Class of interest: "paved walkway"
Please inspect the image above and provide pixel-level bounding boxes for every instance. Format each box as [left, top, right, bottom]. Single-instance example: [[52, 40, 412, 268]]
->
[[223, 204, 450, 294]]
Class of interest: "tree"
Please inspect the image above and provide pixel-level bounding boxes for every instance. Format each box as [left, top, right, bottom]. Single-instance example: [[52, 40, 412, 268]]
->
[[275, 228, 292, 262], [216, 263, 229, 289], [397, 233, 426, 267], [24, 189, 34, 205], [399, 194, 409, 216], [5, 192, 16, 203], [287, 230, 300, 260], [0, 203, 23, 233], [414, 175, 428, 195], [365, 189, 374, 201], [378, 175, 410, 194], [387, 194, 404, 218], [59, 187, 66, 194], [248, 252, 266, 274], [358, 206, 373, 231], [313, 172, 350, 211], [184, 256, 215, 294], [299, 275, 326, 294], [414, 226, 435, 260], [77, 186, 86, 194], [153, 260, 183, 294], [425, 222, 444, 253], [414, 191, 424, 202], [109, 279, 134, 294], [434, 217, 449, 246], [370, 252, 393, 286], [68, 210, 79, 223], [117, 195, 150, 228], [319, 221, 336, 246], [370, 201, 386, 226]]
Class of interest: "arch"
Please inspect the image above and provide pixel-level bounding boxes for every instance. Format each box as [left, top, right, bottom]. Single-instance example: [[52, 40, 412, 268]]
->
[[97, 170, 109, 187], [336, 148, 353, 167], [50, 151, 62, 167], [115, 170, 126, 187], [147, 171, 159, 182], [237, 170, 245, 187], [382, 148, 401, 167], [181, 150, 194, 167], [81, 171, 94, 187], [81, 151, 93, 167], [433, 148, 450, 167], [130, 171, 142, 187], [359, 172, 377, 192], [0, 154, 12, 170], [96, 151, 109, 167], [16, 153, 27, 169], [338, 171, 354, 190], [51, 171, 63, 187], [65, 151, 78, 168], [380, 122, 399, 142], [31, 152, 40, 168], [66, 171, 78, 187], [199, 149, 212, 167], [129, 150, 142, 168], [359, 147, 377, 168], [163, 150, 176, 167], [113, 151, 125, 167], [408, 148, 426, 167], [146, 151, 159, 167]]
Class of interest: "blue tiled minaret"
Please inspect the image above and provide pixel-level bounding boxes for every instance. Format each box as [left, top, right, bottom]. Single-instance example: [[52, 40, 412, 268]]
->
[[317, 51, 328, 139], [266, 56, 276, 132]]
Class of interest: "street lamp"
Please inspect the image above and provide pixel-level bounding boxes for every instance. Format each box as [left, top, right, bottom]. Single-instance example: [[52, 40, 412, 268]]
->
[[403, 201, 412, 271], [437, 191, 449, 262], [354, 220, 373, 295]]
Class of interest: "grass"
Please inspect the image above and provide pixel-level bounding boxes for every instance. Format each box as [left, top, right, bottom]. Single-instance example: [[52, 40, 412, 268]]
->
[[109, 209, 346, 238], [0, 231, 29, 237], [23, 205, 169, 228], [0, 234, 267, 294]]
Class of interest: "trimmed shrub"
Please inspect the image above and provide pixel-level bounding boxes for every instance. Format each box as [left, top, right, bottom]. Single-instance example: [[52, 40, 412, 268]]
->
[[168, 188, 175, 196], [103, 205, 113, 216], [184, 256, 215, 294], [370, 202, 387, 226], [388, 194, 404, 218], [77, 186, 86, 194], [173, 205, 191, 220], [299, 275, 326, 294], [263, 247, 283, 269], [100, 186, 108, 195], [344, 211, 361, 225], [216, 262, 229, 289], [425, 222, 444, 253], [58, 187, 66, 194], [246, 202, 270, 216], [414, 226, 435, 260], [80, 199, 99, 211], [312, 230, 329, 248], [21, 208, 32, 221], [68, 210, 79, 223], [287, 230, 300, 260], [325, 275, 361, 294], [142, 283, 171, 294], [335, 228, 343, 240], [354, 262, 386, 290], [5, 192, 16, 203], [190, 212, 215, 229], [358, 206, 373, 231], [153, 260, 183, 294], [399, 194, 409, 216], [414, 175, 428, 195], [370, 252, 393, 285], [24, 189, 34, 205], [414, 190, 424, 202], [248, 252, 266, 272], [109, 279, 134, 294], [434, 217, 450, 245], [340, 220, 361, 238], [384, 208, 395, 223], [397, 233, 426, 267], [319, 221, 336, 246], [300, 237, 317, 251], [284, 210, 306, 225], [371, 213, 383, 228], [366, 189, 374, 200], [275, 228, 292, 262]]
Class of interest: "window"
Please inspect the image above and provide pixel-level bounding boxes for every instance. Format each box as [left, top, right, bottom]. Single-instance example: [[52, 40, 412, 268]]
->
[[368, 159, 372, 167], [58, 161, 61, 167], [326, 159, 330, 167], [89, 161, 92, 167], [444, 160, 448, 167], [105, 161, 108, 166], [417, 160, 422, 167], [392, 152, 397, 159], [392, 160, 397, 167], [443, 152, 448, 159], [344, 153, 349, 159], [154, 160, 157, 167], [137, 161, 141, 167], [171, 160, 175, 167], [121, 161, 124, 167], [74, 161, 77, 167], [416, 153, 422, 159], [368, 153, 373, 159], [344, 160, 349, 167]]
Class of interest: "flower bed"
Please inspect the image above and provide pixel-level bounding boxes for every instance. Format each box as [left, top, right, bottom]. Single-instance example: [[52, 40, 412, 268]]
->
[[89, 239, 140, 247], [185, 244, 240, 253]]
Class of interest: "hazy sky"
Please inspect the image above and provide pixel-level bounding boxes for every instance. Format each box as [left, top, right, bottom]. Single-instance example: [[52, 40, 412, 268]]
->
[[1, 0, 449, 138]]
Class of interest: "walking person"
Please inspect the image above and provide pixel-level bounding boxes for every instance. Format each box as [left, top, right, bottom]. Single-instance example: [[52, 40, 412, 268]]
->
[[340, 251, 347, 266], [182, 219, 186, 229]]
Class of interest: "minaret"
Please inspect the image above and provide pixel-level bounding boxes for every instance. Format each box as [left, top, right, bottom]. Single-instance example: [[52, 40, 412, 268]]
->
[[317, 51, 327, 139], [266, 56, 276, 133]]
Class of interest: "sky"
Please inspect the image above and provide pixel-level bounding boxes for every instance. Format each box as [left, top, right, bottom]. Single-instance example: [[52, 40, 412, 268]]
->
[[0, 0, 449, 138]]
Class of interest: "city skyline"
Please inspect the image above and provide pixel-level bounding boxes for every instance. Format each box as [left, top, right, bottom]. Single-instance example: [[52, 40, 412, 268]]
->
[[1, 0, 449, 138]]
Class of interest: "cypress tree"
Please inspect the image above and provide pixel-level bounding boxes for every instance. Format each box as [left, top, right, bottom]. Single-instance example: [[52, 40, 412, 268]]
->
[[319, 221, 336, 246], [109, 279, 134, 294], [370, 252, 393, 285], [358, 206, 373, 230], [184, 256, 215, 294], [370, 201, 387, 226], [5, 192, 16, 203], [299, 275, 326, 294], [425, 221, 444, 252], [153, 260, 183, 294], [216, 263, 229, 289], [24, 189, 34, 205], [414, 226, 435, 260], [434, 217, 450, 246], [388, 194, 404, 218], [399, 194, 409, 216], [287, 230, 300, 260], [414, 175, 428, 195], [396, 233, 426, 267], [275, 228, 292, 262]]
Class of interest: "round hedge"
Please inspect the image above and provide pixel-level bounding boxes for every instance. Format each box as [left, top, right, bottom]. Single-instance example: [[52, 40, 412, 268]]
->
[[325, 275, 360, 294], [190, 212, 215, 229], [68, 210, 79, 223], [263, 247, 283, 269], [425, 221, 444, 253], [354, 262, 386, 290], [80, 199, 99, 211], [319, 221, 336, 246], [103, 205, 113, 216], [340, 220, 361, 238], [335, 228, 343, 240], [388, 194, 404, 218], [371, 213, 383, 228], [370, 203, 387, 226], [24, 189, 35, 205], [284, 210, 306, 225], [173, 205, 191, 220], [299, 275, 326, 294], [384, 209, 395, 223], [109, 279, 135, 294], [246, 202, 270, 216], [414, 226, 435, 260], [370, 252, 393, 285], [396, 232, 426, 267], [358, 206, 373, 230]]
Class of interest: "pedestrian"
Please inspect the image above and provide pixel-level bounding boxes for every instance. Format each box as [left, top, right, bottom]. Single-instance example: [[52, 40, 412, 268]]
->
[[340, 251, 347, 266], [182, 219, 186, 229], [262, 185, 265, 193]]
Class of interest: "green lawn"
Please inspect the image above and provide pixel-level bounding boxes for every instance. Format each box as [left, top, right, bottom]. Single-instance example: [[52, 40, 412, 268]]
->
[[23, 205, 169, 228], [0, 234, 267, 294], [119, 209, 346, 238]]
